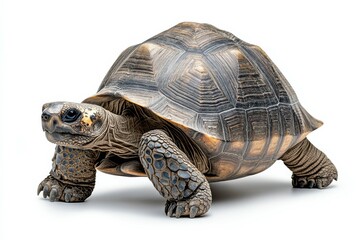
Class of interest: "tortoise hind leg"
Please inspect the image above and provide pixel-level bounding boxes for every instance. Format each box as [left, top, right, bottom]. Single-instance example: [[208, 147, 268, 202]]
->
[[281, 138, 338, 188], [139, 130, 212, 218]]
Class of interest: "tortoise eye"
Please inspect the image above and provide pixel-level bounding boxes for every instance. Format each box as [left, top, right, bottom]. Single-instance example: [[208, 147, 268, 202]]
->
[[63, 108, 81, 123]]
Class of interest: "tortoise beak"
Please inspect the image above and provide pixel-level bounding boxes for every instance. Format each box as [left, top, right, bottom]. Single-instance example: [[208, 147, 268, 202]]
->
[[41, 111, 61, 133]]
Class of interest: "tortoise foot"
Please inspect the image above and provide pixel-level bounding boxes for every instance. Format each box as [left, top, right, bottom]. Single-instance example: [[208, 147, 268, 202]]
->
[[292, 163, 338, 189], [37, 175, 94, 202], [165, 181, 212, 218], [139, 130, 212, 218]]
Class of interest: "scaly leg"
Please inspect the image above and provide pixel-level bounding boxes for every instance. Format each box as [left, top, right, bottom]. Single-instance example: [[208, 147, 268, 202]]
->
[[281, 138, 338, 188], [139, 130, 212, 218], [38, 145, 100, 202]]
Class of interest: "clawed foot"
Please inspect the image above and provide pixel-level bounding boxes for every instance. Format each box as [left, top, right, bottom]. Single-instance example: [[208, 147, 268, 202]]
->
[[292, 163, 338, 189], [37, 175, 94, 202], [165, 199, 206, 218], [165, 182, 212, 218]]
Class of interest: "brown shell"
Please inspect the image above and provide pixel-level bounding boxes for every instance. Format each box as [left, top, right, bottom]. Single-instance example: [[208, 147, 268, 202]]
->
[[86, 22, 322, 181]]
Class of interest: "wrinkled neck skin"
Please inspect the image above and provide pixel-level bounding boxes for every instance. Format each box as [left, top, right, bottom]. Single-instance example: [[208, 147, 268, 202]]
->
[[84, 110, 141, 158]]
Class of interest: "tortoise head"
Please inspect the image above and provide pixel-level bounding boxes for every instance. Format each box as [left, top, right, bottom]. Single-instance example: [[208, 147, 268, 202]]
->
[[41, 102, 107, 148]]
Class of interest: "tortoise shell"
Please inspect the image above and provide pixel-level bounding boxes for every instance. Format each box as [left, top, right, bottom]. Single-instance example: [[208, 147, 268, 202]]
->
[[86, 22, 322, 181]]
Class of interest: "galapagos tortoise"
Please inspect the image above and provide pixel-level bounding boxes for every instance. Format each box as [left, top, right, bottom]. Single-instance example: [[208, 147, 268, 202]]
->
[[38, 22, 337, 218]]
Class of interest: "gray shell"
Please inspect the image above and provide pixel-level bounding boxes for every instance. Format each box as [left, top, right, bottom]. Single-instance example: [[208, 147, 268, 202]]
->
[[87, 22, 322, 181]]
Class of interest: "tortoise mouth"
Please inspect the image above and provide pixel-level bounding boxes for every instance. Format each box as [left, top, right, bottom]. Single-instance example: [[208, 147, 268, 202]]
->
[[45, 130, 93, 147]]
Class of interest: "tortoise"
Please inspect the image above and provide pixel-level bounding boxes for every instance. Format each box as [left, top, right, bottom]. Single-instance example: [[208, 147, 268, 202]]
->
[[38, 22, 337, 218]]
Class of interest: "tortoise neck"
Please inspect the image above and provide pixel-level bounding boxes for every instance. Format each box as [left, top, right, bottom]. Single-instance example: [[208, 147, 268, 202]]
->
[[88, 110, 142, 158]]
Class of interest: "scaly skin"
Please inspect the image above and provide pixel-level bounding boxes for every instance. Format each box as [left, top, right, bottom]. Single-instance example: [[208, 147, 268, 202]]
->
[[40, 101, 212, 218], [38, 146, 99, 202], [281, 138, 338, 188], [139, 130, 212, 218]]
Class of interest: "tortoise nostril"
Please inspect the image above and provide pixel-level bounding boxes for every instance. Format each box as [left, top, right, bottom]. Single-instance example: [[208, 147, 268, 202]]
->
[[41, 112, 51, 122]]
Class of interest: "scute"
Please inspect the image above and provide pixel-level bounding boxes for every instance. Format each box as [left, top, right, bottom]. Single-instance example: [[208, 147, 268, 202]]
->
[[85, 22, 323, 180], [90, 22, 321, 140]]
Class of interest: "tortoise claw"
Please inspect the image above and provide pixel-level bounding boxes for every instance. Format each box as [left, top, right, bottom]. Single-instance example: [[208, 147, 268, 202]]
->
[[37, 175, 93, 202], [164, 198, 209, 218], [292, 171, 337, 189], [164, 182, 211, 218], [166, 202, 176, 217], [189, 206, 199, 218], [64, 191, 72, 203], [37, 183, 44, 195], [307, 179, 315, 188], [43, 185, 50, 198], [49, 188, 58, 202], [175, 205, 185, 218]]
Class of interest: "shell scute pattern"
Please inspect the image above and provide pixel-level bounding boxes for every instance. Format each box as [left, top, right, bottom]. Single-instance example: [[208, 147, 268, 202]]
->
[[89, 22, 322, 180]]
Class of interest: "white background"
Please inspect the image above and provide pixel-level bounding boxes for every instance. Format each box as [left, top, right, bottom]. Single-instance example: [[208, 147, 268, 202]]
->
[[1, 0, 359, 239]]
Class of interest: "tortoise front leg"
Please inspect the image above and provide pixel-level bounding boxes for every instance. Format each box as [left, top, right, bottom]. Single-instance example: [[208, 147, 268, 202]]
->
[[139, 130, 212, 218], [37, 145, 100, 202]]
